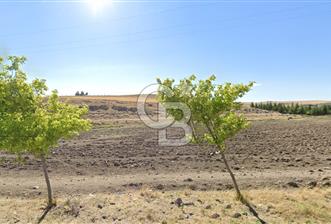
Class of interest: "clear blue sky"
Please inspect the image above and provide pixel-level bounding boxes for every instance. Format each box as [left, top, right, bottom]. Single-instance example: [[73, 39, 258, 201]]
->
[[0, 0, 330, 101]]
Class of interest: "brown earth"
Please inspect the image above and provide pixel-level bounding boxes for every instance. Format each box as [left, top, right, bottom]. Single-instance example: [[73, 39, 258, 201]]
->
[[1, 96, 331, 223], [0, 96, 330, 199]]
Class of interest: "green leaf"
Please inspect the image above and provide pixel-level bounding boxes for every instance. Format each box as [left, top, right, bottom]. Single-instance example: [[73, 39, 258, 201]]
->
[[0, 56, 91, 158]]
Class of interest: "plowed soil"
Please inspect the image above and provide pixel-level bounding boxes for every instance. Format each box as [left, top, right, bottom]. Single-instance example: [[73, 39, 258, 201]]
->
[[0, 97, 330, 198]]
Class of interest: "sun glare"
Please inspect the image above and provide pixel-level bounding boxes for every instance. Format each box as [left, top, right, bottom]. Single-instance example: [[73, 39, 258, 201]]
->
[[87, 0, 110, 15]]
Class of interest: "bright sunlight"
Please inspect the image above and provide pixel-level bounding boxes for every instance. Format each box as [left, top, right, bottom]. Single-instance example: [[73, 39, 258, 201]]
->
[[87, 0, 110, 15]]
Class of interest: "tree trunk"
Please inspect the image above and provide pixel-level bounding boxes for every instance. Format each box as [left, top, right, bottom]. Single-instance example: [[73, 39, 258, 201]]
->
[[219, 150, 242, 198], [204, 123, 267, 223], [189, 119, 198, 141], [219, 149, 267, 224], [41, 155, 54, 208]]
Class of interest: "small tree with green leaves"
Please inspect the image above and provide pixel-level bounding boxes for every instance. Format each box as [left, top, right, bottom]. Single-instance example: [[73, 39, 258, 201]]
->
[[0, 56, 91, 209], [157, 75, 266, 224]]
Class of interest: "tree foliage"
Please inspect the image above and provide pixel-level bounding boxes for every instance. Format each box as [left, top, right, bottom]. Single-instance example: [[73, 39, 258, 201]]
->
[[75, 91, 88, 96], [251, 102, 331, 116], [0, 56, 91, 157], [0, 56, 91, 207], [157, 75, 254, 148]]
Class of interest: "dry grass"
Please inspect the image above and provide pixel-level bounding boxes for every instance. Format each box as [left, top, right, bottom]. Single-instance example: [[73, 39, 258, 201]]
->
[[61, 95, 157, 103], [62, 96, 330, 106], [0, 188, 330, 224]]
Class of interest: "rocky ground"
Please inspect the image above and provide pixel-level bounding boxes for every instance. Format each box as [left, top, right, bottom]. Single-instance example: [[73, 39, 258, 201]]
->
[[1, 188, 330, 224], [0, 96, 330, 223]]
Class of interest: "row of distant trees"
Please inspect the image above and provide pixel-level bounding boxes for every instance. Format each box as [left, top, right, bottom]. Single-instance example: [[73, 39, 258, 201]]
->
[[75, 91, 88, 96], [251, 102, 331, 116]]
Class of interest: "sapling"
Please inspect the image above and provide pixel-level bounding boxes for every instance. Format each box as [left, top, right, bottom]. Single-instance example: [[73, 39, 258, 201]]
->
[[157, 75, 266, 224], [0, 56, 91, 209]]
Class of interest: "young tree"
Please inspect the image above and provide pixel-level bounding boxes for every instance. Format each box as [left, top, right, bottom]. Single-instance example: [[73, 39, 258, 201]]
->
[[298, 105, 305, 115], [321, 104, 328, 115], [278, 103, 285, 114], [293, 103, 300, 114], [0, 56, 91, 209], [157, 76, 266, 224]]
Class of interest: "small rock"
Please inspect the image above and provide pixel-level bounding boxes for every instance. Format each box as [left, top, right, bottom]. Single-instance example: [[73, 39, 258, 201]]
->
[[32, 186, 39, 190], [156, 184, 164, 190], [97, 204, 103, 209], [183, 202, 195, 206], [205, 205, 211, 209], [174, 198, 183, 207], [128, 183, 141, 187], [266, 205, 274, 212], [322, 177, 330, 181], [184, 178, 193, 182], [189, 185, 197, 190], [211, 213, 220, 219], [287, 181, 299, 188], [225, 204, 232, 209], [307, 181, 317, 188], [322, 181, 331, 187], [232, 213, 241, 218]]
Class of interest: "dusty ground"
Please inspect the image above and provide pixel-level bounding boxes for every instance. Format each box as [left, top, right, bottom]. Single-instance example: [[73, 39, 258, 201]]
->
[[1, 188, 330, 224], [0, 96, 330, 223]]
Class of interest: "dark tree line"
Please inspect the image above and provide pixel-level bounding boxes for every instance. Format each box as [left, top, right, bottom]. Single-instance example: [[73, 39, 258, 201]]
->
[[75, 91, 88, 96], [251, 102, 331, 116]]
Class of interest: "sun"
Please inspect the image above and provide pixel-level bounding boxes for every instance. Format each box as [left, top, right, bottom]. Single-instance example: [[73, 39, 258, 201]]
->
[[87, 0, 110, 15]]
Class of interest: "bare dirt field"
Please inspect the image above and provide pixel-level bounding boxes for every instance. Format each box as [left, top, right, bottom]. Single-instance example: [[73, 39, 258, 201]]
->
[[0, 96, 330, 223]]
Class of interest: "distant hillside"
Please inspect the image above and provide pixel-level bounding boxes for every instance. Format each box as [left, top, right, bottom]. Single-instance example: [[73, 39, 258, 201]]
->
[[249, 100, 331, 105], [60, 95, 331, 106], [61, 95, 157, 103]]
